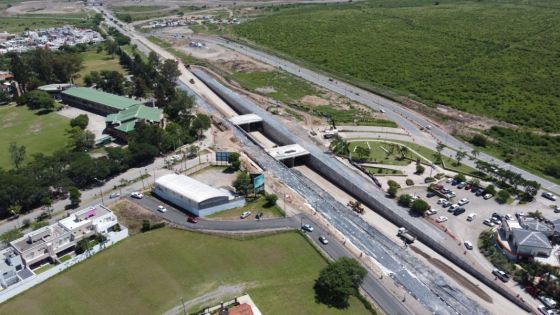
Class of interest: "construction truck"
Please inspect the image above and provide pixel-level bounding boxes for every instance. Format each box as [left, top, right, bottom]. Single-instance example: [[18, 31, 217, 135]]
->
[[323, 115, 338, 139], [347, 200, 365, 214], [397, 227, 416, 244]]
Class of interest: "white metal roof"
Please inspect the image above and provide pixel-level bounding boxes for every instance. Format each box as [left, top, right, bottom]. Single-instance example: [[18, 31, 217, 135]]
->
[[266, 144, 309, 160], [155, 174, 229, 203], [228, 114, 263, 126]]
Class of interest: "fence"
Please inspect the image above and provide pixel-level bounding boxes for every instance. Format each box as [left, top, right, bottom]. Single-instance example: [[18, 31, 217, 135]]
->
[[0, 228, 129, 304]]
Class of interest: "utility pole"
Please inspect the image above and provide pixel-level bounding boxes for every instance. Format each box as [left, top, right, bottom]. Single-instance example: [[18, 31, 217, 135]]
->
[[140, 170, 145, 190]]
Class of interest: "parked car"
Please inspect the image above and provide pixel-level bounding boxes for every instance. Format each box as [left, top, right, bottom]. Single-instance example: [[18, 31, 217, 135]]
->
[[436, 216, 448, 223], [319, 236, 329, 245], [464, 241, 473, 250], [255, 212, 264, 220], [542, 192, 557, 201], [457, 182, 467, 189], [157, 205, 167, 213], [130, 192, 143, 199], [454, 207, 466, 215], [109, 192, 120, 199], [467, 213, 477, 221], [538, 305, 555, 315], [492, 269, 510, 282], [426, 191, 436, 198], [465, 183, 472, 190], [446, 191, 456, 198], [410, 194, 420, 200], [442, 187, 451, 194], [483, 219, 495, 227], [302, 224, 314, 232], [475, 188, 485, 196], [442, 201, 451, 208], [505, 213, 514, 221], [458, 198, 469, 206], [483, 194, 494, 200], [446, 178, 453, 183], [187, 216, 198, 223], [492, 212, 503, 220], [426, 209, 438, 215], [437, 198, 447, 205], [434, 184, 443, 191], [240, 211, 252, 219], [491, 217, 501, 224], [449, 204, 459, 212], [555, 206, 560, 213], [451, 179, 460, 186], [539, 296, 558, 309]]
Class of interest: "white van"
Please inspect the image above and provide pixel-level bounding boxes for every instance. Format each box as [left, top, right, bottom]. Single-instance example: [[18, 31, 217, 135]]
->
[[467, 213, 477, 221]]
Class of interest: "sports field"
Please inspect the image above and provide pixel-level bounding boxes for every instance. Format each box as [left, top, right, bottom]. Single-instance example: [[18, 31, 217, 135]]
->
[[0, 229, 373, 315], [234, 0, 560, 132], [0, 105, 69, 169]]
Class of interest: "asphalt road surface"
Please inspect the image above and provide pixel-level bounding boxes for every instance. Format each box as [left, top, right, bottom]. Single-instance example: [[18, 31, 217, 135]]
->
[[190, 34, 560, 194], [127, 194, 414, 315]]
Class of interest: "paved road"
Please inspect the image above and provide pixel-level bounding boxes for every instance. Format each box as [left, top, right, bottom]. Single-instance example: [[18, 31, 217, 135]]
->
[[190, 34, 560, 194], [128, 194, 414, 315]]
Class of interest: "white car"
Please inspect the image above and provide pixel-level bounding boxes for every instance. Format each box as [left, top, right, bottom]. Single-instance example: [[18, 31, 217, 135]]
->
[[483, 194, 494, 200], [436, 198, 447, 205], [130, 192, 143, 199], [538, 305, 555, 315], [505, 213, 514, 221], [426, 209, 438, 215], [449, 204, 459, 212], [157, 205, 167, 213], [446, 178, 453, 183], [436, 216, 448, 223], [410, 194, 420, 200], [467, 213, 477, 221], [464, 241, 473, 250], [240, 211, 252, 219], [302, 224, 314, 232], [483, 219, 495, 227], [319, 236, 329, 245], [458, 198, 469, 206], [446, 191, 456, 198]]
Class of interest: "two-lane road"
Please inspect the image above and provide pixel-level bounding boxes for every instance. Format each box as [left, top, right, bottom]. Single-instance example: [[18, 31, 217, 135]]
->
[[127, 194, 414, 315]]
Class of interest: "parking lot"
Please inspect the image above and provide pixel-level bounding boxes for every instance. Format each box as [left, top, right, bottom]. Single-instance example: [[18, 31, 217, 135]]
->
[[401, 181, 560, 253]]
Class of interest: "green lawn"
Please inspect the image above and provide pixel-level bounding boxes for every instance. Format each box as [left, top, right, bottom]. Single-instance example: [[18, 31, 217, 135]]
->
[[348, 141, 417, 165], [0, 13, 89, 33], [208, 196, 285, 220], [33, 263, 54, 275], [0, 229, 373, 315], [0, 106, 70, 169], [76, 49, 127, 85], [234, 0, 560, 132]]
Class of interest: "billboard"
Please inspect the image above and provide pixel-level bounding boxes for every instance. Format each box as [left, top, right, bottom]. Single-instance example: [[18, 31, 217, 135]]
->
[[252, 173, 265, 191]]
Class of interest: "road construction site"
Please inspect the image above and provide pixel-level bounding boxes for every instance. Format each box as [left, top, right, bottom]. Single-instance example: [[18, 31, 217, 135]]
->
[[97, 7, 536, 314]]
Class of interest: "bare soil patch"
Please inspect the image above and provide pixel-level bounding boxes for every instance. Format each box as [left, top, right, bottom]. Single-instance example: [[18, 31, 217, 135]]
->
[[301, 95, 329, 106], [6, 1, 84, 15], [110, 199, 162, 234]]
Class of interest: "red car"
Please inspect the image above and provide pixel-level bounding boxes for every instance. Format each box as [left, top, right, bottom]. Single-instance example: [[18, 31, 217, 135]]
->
[[465, 183, 472, 190], [187, 216, 198, 224], [434, 184, 443, 191]]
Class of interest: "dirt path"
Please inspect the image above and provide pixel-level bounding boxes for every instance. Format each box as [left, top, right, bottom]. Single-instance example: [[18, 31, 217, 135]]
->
[[410, 245, 493, 303], [162, 284, 247, 315]]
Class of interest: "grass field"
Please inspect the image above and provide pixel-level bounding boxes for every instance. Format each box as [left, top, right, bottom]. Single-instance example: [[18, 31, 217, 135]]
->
[[75, 48, 127, 85], [0, 105, 69, 169], [348, 140, 418, 165], [0, 13, 89, 33], [0, 229, 373, 315], [234, 0, 560, 132], [208, 196, 285, 220], [113, 5, 198, 22]]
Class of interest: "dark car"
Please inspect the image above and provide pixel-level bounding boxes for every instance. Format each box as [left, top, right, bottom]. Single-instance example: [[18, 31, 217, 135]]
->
[[465, 183, 472, 190], [492, 212, 502, 220], [454, 207, 466, 215], [451, 179, 460, 186], [187, 216, 198, 224], [475, 188, 485, 196], [470, 186, 479, 193], [427, 191, 436, 198]]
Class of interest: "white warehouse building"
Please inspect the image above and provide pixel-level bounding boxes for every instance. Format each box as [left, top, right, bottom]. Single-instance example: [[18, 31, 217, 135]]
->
[[153, 174, 245, 217]]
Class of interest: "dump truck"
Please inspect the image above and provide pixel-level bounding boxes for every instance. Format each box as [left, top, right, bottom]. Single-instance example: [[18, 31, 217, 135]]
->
[[397, 227, 416, 244]]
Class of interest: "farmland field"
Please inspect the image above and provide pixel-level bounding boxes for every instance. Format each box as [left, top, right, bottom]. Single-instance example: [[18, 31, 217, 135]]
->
[[0, 229, 373, 315], [0, 105, 69, 169], [234, 0, 560, 132]]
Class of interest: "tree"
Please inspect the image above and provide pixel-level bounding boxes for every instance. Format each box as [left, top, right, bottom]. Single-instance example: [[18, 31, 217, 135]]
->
[[264, 193, 278, 207], [354, 146, 370, 161], [485, 184, 496, 195], [159, 59, 181, 84], [164, 90, 194, 123], [8, 204, 21, 217], [190, 113, 211, 139], [330, 135, 349, 156], [453, 173, 466, 182], [133, 76, 148, 98], [398, 194, 412, 207], [314, 257, 367, 308], [19, 90, 54, 111], [496, 190, 511, 204], [387, 185, 398, 198], [105, 39, 118, 58], [435, 142, 445, 163], [68, 186, 81, 208], [233, 171, 253, 197], [9, 142, 26, 169], [410, 199, 430, 215], [70, 114, 89, 130], [471, 149, 480, 160], [67, 127, 95, 151], [399, 145, 409, 159], [0, 89, 11, 104], [470, 134, 488, 147], [455, 150, 467, 165], [96, 70, 127, 95], [9, 53, 32, 91], [415, 164, 425, 175], [228, 152, 241, 170], [128, 142, 159, 166]]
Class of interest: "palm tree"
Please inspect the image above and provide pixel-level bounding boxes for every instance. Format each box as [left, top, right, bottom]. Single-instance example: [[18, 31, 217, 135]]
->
[[399, 146, 409, 159], [471, 149, 479, 160], [455, 151, 467, 166]]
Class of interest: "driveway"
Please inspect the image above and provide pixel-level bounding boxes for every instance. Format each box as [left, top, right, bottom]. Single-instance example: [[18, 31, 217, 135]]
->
[[57, 106, 107, 140]]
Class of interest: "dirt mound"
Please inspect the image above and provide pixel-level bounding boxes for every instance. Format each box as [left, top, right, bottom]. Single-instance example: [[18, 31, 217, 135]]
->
[[301, 95, 329, 106]]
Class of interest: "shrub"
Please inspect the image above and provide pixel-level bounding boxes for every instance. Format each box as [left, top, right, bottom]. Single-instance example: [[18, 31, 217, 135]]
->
[[415, 165, 425, 175], [70, 114, 89, 130], [470, 134, 488, 147], [453, 173, 466, 182], [405, 179, 414, 186], [398, 194, 412, 207], [424, 177, 435, 183], [485, 184, 497, 195], [387, 185, 398, 198], [387, 180, 400, 188], [496, 190, 511, 204], [141, 220, 151, 232], [264, 193, 278, 207], [410, 199, 430, 215]]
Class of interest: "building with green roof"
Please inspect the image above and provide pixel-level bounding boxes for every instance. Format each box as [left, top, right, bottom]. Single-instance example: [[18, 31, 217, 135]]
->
[[60, 87, 164, 142]]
